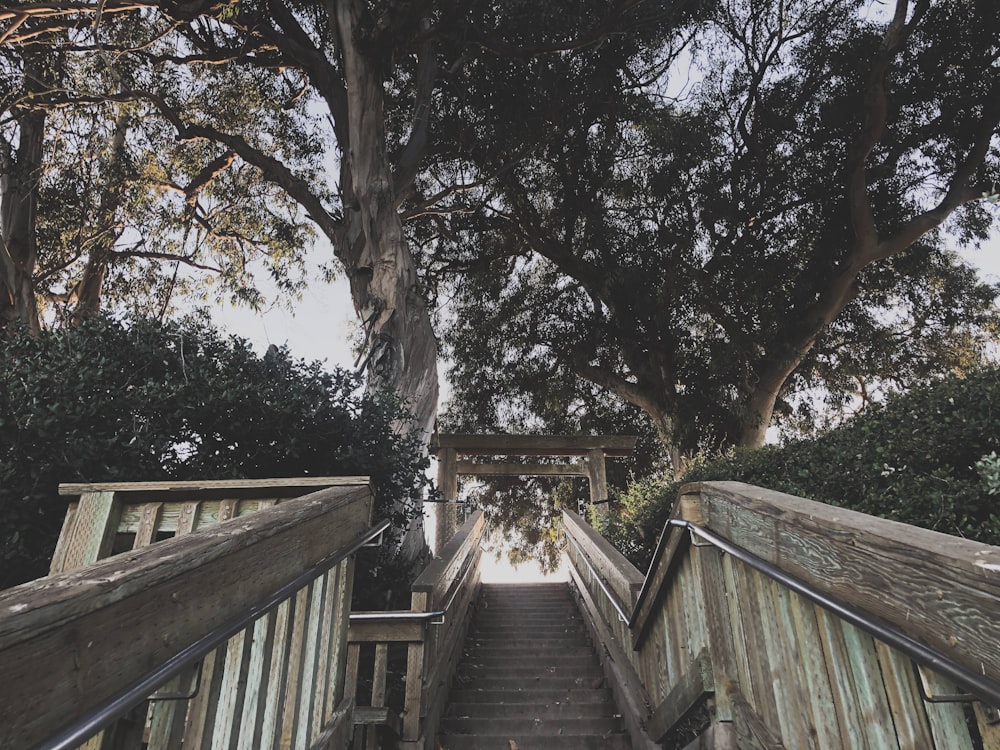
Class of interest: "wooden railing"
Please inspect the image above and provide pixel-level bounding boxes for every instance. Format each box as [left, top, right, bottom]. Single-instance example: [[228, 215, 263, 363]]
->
[[0, 480, 376, 750], [565, 481, 1000, 749], [348, 510, 485, 750]]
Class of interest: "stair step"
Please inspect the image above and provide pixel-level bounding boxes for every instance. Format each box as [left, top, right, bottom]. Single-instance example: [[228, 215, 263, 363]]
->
[[439, 733, 630, 749], [441, 716, 623, 735], [448, 688, 614, 704], [447, 701, 617, 719], [459, 664, 603, 680], [462, 651, 598, 665], [439, 584, 628, 749], [452, 675, 607, 690]]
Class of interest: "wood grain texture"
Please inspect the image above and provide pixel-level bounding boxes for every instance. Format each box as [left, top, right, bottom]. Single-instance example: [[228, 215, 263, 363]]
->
[[455, 460, 589, 476], [431, 433, 637, 457], [562, 509, 644, 613], [58, 477, 369, 495], [694, 481, 1000, 688], [0, 485, 372, 749]]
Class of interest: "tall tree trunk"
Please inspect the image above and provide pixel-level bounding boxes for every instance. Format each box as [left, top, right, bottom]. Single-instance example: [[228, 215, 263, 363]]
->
[[334, 0, 439, 564], [0, 54, 48, 335]]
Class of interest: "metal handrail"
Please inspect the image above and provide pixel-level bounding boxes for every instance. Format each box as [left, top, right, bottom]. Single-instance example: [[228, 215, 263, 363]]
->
[[659, 519, 1000, 708], [40, 518, 392, 750], [349, 525, 481, 628], [350, 611, 446, 622], [564, 530, 630, 623]]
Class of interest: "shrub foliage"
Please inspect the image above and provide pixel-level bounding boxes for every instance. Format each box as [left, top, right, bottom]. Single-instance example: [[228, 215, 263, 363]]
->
[[601, 367, 1000, 568], [0, 315, 429, 591]]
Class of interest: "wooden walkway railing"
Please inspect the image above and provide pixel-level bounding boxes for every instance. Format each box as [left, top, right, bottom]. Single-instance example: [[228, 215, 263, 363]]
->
[[347, 510, 485, 750], [0, 479, 376, 750], [565, 481, 1000, 749]]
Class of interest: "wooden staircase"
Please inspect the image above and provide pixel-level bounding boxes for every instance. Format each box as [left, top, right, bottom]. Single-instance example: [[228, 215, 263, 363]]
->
[[438, 582, 630, 749]]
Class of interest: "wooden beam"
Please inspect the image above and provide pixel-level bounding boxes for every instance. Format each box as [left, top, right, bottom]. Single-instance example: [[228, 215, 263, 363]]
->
[[431, 434, 637, 457], [412, 511, 486, 606], [58, 476, 370, 497], [0, 486, 372, 750], [563, 510, 644, 612], [645, 650, 714, 742], [347, 617, 427, 644], [455, 461, 588, 477]]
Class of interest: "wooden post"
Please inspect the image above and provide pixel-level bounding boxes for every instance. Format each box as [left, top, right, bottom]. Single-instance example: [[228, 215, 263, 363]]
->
[[437, 447, 458, 502], [587, 448, 609, 520]]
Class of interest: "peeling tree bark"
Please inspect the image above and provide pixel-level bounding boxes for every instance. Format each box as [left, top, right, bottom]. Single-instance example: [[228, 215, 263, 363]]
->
[[333, 0, 438, 562]]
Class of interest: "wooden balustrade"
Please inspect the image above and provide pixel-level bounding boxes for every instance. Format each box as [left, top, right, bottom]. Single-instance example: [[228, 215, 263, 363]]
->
[[0, 479, 374, 750], [564, 481, 1000, 750], [347, 510, 485, 750]]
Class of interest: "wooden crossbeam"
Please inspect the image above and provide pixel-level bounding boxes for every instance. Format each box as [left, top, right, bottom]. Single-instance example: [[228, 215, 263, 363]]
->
[[455, 461, 589, 477], [431, 434, 637, 457]]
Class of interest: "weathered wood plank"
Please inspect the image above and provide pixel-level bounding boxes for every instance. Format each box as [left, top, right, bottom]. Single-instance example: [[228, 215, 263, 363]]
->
[[295, 579, 327, 747], [281, 584, 313, 749], [0, 485, 372, 749], [563, 510, 643, 613], [58, 476, 370, 495], [237, 612, 278, 750], [813, 606, 869, 750], [455, 460, 589, 476], [695, 546, 740, 723], [694, 481, 1000, 688], [54, 491, 121, 572], [645, 650, 712, 742], [431, 433, 637, 457], [873, 640, 935, 749], [568, 565, 659, 750], [259, 598, 294, 750], [839, 620, 900, 750], [49, 501, 79, 574], [629, 493, 691, 650], [212, 628, 255, 750], [918, 667, 975, 750], [326, 560, 354, 718], [133, 502, 164, 548], [785, 588, 841, 749], [348, 616, 427, 643], [412, 511, 485, 605]]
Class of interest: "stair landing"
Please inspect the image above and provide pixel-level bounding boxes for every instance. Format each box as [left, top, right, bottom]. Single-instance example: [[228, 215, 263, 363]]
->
[[438, 582, 630, 749]]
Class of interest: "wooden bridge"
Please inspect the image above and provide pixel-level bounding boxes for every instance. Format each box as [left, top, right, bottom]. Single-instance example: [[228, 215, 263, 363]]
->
[[0, 435, 998, 749]]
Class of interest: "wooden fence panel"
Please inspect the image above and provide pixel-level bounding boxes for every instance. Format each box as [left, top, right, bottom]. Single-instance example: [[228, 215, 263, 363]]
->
[[562, 481, 999, 749], [0, 483, 372, 750]]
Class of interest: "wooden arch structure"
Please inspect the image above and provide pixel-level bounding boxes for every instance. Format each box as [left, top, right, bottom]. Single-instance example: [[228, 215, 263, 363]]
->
[[427, 434, 637, 550]]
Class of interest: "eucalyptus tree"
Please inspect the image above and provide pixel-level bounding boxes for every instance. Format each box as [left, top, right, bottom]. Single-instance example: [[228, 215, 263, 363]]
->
[[1, 21, 316, 329], [431, 0, 1000, 466], [1, 0, 706, 556]]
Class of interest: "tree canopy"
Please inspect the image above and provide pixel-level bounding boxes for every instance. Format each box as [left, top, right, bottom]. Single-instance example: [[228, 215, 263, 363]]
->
[[430, 0, 1000, 466], [0, 314, 429, 591]]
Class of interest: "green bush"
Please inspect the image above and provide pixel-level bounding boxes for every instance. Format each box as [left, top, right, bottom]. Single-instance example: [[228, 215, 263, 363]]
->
[[602, 367, 1000, 569], [0, 314, 430, 592]]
